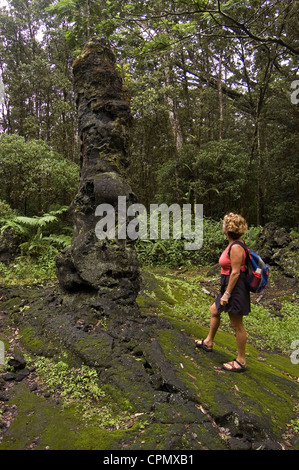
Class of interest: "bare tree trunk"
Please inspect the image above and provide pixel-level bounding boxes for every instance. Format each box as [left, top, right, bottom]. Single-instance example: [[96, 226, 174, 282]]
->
[[218, 52, 224, 141], [164, 65, 184, 203], [164, 66, 184, 152], [86, 0, 91, 38], [256, 120, 262, 226], [241, 54, 276, 220]]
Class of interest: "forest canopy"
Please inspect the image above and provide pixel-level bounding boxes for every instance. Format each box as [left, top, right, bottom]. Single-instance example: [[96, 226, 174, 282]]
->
[[0, 0, 298, 229]]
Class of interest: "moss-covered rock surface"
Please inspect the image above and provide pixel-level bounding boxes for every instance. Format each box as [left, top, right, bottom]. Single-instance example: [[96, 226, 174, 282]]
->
[[0, 267, 298, 450]]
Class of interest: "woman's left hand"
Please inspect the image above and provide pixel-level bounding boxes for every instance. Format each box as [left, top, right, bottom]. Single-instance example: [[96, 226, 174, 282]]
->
[[220, 293, 230, 306]]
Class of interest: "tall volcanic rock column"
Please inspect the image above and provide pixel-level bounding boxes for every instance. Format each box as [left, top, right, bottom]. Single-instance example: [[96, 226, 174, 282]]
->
[[56, 39, 140, 312]]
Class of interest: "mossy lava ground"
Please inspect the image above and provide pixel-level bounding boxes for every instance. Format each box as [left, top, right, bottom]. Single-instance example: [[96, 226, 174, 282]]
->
[[0, 267, 298, 451]]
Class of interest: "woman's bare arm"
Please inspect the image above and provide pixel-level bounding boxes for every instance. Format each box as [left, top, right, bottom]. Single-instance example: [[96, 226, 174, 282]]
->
[[220, 244, 244, 306]]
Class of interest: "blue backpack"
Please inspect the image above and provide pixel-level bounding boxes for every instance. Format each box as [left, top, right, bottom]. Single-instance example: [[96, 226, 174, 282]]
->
[[229, 241, 269, 293]]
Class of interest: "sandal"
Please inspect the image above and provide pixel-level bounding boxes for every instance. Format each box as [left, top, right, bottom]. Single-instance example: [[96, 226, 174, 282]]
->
[[195, 339, 213, 352], [222, 359, 247, 373]]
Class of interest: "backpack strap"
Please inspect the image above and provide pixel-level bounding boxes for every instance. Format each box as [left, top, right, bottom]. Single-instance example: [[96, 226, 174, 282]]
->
[[228, 240, 249, 259], [228, 241, 249, 275]]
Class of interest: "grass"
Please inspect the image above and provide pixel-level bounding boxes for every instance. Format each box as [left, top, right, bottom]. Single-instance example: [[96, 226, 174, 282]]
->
[[26, 354, 135, 430], [1, 257, 298, 450], [138, 267, 299, 358], [1, 252, 298, 358], [0, 253, 58, 285]]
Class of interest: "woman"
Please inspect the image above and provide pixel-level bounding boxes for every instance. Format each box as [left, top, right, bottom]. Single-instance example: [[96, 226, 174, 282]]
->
[[195, 212, 250, 372]]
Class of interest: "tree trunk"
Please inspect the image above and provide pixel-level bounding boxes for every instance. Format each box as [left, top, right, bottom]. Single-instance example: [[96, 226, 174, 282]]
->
[[218, 52, 224, 141], [164, 65, 184, 152], [164, 65, 184, 203], [56, 39, 140, 316]]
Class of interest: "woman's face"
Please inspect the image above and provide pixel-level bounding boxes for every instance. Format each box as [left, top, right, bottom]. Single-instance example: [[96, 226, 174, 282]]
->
[[222, 220, 227, 235]]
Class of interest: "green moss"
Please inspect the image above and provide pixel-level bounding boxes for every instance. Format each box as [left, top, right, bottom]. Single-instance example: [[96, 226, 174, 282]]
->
[[71, 334, 112, 368], [124, 267, 299, 442], [0, 384, 128, 450], [263, 352, 299, 378], [156, 325, 297, 436], [19, 326, 45, 354], [122, 421, 226, 450], [139, 267, 299, 357], [0, 333, 9, 351], [101, 384, 134, 413], [1, 266, 298, 449], [277, 248, 299, 278]]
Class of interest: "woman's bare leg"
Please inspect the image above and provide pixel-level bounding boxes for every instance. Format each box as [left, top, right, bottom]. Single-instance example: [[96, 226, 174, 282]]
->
[[223, 313, 247, 369], [195, 302, 220, 349]]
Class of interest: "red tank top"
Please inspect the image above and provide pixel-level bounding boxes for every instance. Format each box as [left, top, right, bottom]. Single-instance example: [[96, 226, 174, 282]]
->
[[219, 243, 247, 275]]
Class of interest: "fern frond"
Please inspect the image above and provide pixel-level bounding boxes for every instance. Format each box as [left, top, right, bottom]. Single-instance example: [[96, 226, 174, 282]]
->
[[14, 215, 58, 227], [47, 234, 72, 248], [0, 219, 29, 236]]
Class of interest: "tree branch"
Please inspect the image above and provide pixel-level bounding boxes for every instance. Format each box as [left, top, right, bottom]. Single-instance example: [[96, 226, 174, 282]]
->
[[216, 0, 298, 56]]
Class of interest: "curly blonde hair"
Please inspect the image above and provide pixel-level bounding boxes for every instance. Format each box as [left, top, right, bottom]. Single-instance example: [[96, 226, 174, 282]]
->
[[223, 212, 248, 240]]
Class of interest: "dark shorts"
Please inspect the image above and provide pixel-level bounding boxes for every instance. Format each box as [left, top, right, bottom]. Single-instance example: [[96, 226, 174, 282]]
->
[[215, 272, 251, 316]]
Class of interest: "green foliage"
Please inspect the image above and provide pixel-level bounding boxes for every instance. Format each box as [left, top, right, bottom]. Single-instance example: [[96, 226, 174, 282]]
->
[[1, 206, 70, 238], [46, 0, 105, 50], [137, 238, 193, 267], [200, 218, 227, 264], [0, 208, 67, 238], [136, 217, 225, 267], [0, 134, 79, 216], [288, 405, 299, 436], [243, 225, 263, 248], [0, 200, 15, 218], [31, 355, 134, 429], [0, 255, 57, 284], [1, 0, 298, 229], [141, 268, 299, 357], [0, 206, 72, 284], [0, 1, 77, 159], [193, 140, 248, 218], [34, 357, 105, 404], [154, 139, 249, 220], [245, 298, 299, 355]]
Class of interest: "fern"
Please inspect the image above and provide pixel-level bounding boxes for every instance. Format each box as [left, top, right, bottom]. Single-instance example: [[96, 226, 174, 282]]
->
[[47, 234, 72, 248], [0, 206, 71, 260], [0, 207, 68, 235], [0, 218, 29, 236], [15, 215, 58, 227]]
